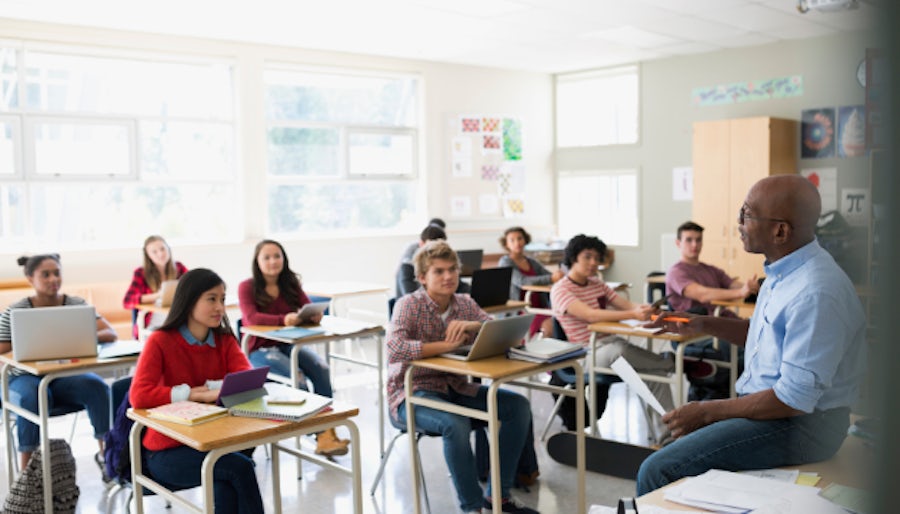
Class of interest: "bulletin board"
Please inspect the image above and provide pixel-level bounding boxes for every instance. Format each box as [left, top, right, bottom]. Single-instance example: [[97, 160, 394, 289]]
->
[[446, 114, 526, 220]]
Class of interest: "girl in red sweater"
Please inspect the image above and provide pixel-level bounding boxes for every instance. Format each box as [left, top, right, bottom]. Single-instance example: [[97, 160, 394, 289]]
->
[[130, 268, 263, 513]]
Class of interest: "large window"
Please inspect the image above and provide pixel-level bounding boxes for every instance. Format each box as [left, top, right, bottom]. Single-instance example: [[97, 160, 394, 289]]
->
[[0, 43, 238, 248], [557, 169, 639, 246], [556, 65, 639, 147], [264, 67, 420, 234]]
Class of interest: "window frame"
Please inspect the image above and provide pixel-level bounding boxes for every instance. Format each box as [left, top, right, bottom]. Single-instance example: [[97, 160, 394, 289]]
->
[[0, 114, 23, 179], [555, 64, 640, 148], [556, 168, 641, 248]]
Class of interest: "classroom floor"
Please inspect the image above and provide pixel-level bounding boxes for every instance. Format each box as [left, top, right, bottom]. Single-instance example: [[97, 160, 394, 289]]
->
[[0, 337, 655, 513]]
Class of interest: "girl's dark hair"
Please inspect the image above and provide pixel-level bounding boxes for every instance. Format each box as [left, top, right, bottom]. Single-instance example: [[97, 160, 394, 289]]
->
[[251, 240, 302, 310], [142, 235, 177, 292], [499, 226, 531, 250], [17, 254, 61, 277], [159, 268, 233, 337], [563, 234, 607, 268]]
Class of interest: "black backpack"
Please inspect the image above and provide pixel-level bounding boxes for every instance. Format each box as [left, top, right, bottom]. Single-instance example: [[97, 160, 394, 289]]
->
[[103, 388, 135, 485]]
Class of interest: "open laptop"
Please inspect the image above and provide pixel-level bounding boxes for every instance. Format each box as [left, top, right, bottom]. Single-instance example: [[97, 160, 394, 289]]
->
[[441, 313, 535, 361], [11, 305, 98, 361], [457, 249, 484, 277], [469, 267, 513, 308], [155, 279, 179, 307]]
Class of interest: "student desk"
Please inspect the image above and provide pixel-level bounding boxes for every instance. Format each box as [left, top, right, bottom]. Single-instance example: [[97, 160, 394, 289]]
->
[[481, 300, 528, 318], [636, 426, 873, 510], [521, 282, 632, 318], [302, 281, 391, 318], [240, 317, 386, 454], [128, 403, 362, 514], [586, 322, 738, 437], [0, 353, 139, 513], [404, 355, 586, 514], [711, 299, 756, 318]]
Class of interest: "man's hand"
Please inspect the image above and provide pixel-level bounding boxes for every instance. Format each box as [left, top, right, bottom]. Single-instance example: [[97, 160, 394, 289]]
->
[[551, 269, 565, 282], [740, 274, 760, 298], [445, 320, 481, 346], [645, 311, 703, 336], [663, 401, 714, 438], [630, 304, 653, 321]]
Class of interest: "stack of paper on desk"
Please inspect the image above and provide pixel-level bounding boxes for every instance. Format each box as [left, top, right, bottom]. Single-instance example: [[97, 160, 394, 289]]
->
[[664, 469, 847, 513], [319, 316, 380, 335], [508, 338, 586, 363]]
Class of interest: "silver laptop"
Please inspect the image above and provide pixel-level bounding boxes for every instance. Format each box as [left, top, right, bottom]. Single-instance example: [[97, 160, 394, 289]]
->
[[441, 313, 535, 361], [11, 305, 99, 361], [155, 279, 179, 307]]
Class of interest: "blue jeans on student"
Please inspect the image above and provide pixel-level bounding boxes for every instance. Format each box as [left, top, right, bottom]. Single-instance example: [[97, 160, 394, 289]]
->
[[397, 386, 532, 512], [146, 445, 263, 514], [636, 407, 850, 495], [249, 345, 333, 397], [8, 372, 110, 452]]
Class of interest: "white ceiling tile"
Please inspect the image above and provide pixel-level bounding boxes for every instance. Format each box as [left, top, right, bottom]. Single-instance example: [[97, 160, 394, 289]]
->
[[639, 14, 748, 41], [579, 26, 683, 49], [697, 4, 806, 31], [712, 33, 780, 48], [663, 41, 723, 55]]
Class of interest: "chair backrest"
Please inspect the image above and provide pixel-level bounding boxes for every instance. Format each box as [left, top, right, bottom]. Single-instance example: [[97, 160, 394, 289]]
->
[[552, 317, 568, 341], [645, 271, 666, 304], [387, 297, 397, 319]]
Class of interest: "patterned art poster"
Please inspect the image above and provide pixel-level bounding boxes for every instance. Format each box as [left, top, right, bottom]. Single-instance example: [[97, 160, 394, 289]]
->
[[481, 164, 500, 181], [482, 134, 501, 155], [801, 108, 835, 159], [801, 167, 837, 212], [503, 118, 522, 161], [451, 136, 472, 177], [450, 195, 472, 217], [460, 117, 480, 133], [482, 117, 501, 133], [837, 105, 866, 158], [503, 195, 525, 217]]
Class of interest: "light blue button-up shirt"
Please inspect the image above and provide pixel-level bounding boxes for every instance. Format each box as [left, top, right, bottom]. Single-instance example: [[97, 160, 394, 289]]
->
[[178, 324, 216, 348], [735, 240, 866, 413]]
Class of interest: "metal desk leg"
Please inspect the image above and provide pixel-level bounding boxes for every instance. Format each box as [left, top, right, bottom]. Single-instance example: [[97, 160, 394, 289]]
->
[[38, 376, 53, 513], [2, 364, 14, 487], [487, 383, 502, 514], [405, 368, 423, 514], [129, 420, 145, 514], [588, 332, 598, 437]]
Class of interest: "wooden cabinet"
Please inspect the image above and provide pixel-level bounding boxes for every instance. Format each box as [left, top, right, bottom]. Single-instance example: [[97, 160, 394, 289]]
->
[[692, 117, 798, 281]]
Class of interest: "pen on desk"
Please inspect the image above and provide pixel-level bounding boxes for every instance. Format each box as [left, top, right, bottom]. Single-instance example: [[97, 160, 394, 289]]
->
[[650, 315, 691, 324], [36, 358, 78, 365]]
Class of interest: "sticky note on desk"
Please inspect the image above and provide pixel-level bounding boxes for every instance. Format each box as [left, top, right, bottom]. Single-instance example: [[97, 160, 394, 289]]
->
[[796, 472, 821, 486]]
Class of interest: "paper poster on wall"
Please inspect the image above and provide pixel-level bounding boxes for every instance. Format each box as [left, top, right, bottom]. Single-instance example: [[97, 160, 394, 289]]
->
[[837, 105, 866, 158], [460, 117, 480, 133], [498, 162, 526, 196], [503, 118, 522, 161], [482, 134, 502, 155], [801, 168, 837, 212], [450, 195, 472, 218], [672, 166, 692, 201], [502, 195, 525, 217], [481, 164, 500, 181], [801, 108, 835, 159], [841, 188, 869, 226], [482, 117, 501, 133], [451, 136, 473, 177], [479, 194, 500, 215]]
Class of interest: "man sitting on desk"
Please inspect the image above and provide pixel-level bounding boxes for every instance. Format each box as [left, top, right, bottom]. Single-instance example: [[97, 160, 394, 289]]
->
[[636, 175, 866, 495], [667, 220, 760, 317]]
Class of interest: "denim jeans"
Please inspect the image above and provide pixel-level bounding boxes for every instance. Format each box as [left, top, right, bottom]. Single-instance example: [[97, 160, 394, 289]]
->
[[146, 445, 263, 514], [249, 344, 333, 397], [8, 372, 110, 452], [397, 386, 532, 512], [636, 407, 850, 495]]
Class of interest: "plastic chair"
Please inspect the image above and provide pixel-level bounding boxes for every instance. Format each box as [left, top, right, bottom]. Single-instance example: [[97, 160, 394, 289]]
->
[[369, 413, 434, 514], [645, 271, 666, 304]]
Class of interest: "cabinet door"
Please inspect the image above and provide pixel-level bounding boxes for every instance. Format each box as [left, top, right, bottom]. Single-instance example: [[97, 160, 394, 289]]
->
[[701, 239, 731, 274], [692, 120, 731, 243]]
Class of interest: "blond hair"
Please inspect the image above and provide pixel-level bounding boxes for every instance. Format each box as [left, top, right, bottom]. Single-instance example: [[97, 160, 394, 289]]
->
[[412, 240, 459, 278]]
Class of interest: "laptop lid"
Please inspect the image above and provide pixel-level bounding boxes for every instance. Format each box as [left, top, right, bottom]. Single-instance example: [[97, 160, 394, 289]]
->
[[441, 313, 535, 361], [11, 305, 99, 361], [470, 267, 513, 308], [457, 249, 484, 277], [217, 366, 270, 407], [156, 280, 179, 308]]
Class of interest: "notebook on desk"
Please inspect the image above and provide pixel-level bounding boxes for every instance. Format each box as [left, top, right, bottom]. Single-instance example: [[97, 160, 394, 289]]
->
[[11, 305, 98, 361], [441, 313, 535, 361], [469, 267, 513, 308]]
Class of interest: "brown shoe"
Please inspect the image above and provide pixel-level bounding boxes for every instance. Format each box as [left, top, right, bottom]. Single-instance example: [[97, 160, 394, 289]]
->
[[316, 428, 349, 457]]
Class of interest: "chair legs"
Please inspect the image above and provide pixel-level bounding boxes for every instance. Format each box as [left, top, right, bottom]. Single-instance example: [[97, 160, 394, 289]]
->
[[540, 383, 572, 442], [370, 431, 431, 514]]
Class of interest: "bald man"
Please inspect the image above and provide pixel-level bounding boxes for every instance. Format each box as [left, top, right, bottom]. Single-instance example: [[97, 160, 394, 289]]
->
[[636, 175, 866, 495]]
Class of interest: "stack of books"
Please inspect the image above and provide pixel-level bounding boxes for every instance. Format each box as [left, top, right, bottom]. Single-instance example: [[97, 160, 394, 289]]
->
[[146, 401, 228, 426], [508, 338, 586, 363]]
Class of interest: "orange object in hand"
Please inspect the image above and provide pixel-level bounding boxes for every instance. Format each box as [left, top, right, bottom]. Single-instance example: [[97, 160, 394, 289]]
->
[[650, 314, 691, 323]]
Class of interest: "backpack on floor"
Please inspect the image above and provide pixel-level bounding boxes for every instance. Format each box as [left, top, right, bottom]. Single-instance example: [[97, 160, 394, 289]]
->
[[2, 439, 80, 514], [103, 389, 135, 485]]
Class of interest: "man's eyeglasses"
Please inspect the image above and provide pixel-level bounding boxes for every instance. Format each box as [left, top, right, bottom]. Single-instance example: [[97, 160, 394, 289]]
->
[[738, 205, 792, 227]]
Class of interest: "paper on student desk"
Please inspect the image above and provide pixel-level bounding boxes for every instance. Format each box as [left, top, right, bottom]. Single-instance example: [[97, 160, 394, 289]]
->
[[740, 468, 800, 483], [665, 469, 830, 513], [319, 316, 380, 335], [610, 356, 666, 416], [619, 318, 665, 334], [588, 505, 684, 514]]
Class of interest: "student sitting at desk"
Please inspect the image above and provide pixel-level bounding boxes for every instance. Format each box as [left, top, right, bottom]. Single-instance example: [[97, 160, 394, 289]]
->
[[667, 221, 759, 317], [636, 175, 866, 496], [129, 268, 264, 513], [237, 239, 348, 457], [396, 223, 471, 297], [0, 254, 115, 474], [122, 235, 188, 339], [387, 240, 539, 514], [550, 235, 715, 441], [399, 217, 445, 263], [498, 226, 563, 336]]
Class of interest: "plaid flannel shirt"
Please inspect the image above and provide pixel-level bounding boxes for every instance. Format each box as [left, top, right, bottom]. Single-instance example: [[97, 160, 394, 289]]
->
[[386, 289, 491, 420]]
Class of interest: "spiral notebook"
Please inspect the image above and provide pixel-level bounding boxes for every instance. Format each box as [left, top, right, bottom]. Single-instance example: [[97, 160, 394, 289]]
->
[[228, 383, 332, 422]]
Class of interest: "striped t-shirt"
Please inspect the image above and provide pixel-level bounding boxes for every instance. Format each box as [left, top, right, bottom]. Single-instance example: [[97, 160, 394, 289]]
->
[[550, 275, 619, 344]]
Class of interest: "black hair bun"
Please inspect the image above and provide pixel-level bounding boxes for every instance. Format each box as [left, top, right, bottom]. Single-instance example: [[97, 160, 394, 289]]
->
[[16, 256, 28, 266]]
